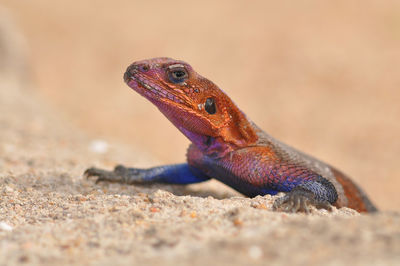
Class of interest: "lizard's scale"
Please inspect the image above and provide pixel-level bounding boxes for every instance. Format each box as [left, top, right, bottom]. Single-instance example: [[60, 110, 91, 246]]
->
[[85, 57, 377, 213]]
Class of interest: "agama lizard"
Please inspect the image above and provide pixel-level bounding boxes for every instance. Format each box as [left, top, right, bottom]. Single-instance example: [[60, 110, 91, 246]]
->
[[85, 57, 377, 213]]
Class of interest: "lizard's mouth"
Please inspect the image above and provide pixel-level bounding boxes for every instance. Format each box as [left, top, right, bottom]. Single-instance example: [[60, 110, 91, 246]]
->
[[124, 70, 185, 105]]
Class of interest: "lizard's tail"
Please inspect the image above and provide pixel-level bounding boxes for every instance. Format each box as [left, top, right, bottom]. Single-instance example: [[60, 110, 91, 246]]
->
[[331, 168, 378, 213]]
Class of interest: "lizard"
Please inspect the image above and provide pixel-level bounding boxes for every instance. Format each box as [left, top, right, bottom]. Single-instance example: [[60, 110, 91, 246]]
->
[[85, 57, 377, 213]]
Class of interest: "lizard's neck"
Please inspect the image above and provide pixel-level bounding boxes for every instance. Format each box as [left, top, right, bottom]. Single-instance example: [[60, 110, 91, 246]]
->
[[153, 98, 259, 158], [178, 127, 235, 158]]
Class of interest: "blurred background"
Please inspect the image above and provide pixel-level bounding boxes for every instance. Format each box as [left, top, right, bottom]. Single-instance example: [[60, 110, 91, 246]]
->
[[2, 0, 399, 210]]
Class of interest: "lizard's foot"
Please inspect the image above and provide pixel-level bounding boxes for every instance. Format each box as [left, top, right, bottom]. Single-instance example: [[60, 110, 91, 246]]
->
[[84, 165, 140, 184], [273, 187, 332, 213]]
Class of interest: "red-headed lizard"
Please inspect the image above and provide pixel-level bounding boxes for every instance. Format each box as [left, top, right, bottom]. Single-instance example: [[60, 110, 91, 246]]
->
[[85, 57, 377, 213]]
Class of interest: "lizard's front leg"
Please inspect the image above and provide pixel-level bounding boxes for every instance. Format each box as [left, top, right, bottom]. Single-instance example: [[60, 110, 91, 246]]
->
[[85, 163, 210, 185]]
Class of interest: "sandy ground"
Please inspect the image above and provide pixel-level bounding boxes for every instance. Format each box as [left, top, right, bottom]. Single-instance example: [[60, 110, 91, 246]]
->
[[0, 3, 400, 266]]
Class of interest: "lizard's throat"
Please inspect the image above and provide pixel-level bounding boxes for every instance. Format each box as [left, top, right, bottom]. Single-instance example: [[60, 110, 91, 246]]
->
[[178, 127, 234, 158], [154, 101, 235, 158]]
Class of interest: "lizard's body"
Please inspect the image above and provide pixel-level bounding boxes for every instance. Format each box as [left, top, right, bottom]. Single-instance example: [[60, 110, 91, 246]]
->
[[86, 57, 377, 213]]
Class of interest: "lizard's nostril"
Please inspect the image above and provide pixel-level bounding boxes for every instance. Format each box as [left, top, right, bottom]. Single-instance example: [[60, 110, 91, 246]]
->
[[139, 64, 150, 72]]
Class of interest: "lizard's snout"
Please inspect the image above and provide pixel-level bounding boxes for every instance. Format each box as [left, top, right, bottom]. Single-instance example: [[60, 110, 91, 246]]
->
[[123, 69, 132, 83], [124, 63, 150, 83]]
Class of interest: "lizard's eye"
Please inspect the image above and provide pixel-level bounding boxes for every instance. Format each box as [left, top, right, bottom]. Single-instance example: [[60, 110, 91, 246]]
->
[[205, 98, 216, 114], [168, 67, 188, 84]]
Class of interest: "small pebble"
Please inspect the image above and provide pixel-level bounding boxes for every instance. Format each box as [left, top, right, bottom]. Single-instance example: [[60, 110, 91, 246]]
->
[[0, 222, 13, 231], [248, 245, 263, 259], [89, 140, 109, 154]]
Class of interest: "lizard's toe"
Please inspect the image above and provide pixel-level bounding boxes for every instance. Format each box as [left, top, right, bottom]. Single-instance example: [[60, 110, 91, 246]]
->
[[273, 188, 332, 213], [84, 167, 105, 178], [313, 200, 333, 211], [84, 167, 120, 183]]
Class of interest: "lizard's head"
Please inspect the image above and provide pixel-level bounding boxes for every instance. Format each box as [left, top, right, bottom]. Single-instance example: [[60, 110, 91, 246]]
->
[[124, 57, 257, 154]]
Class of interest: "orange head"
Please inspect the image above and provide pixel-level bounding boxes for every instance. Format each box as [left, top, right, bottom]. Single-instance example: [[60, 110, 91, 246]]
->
[[124, 57, 258, 155]]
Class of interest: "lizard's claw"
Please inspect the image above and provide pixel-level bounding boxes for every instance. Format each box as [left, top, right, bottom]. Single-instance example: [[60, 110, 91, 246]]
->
[[273, 187, 332, 213], [84, 165, 131, 184]]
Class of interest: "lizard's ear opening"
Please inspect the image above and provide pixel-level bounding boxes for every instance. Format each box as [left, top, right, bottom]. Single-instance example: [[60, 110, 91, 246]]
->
[[205, 97, 216, 114], [219, 106, 258, 147]]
